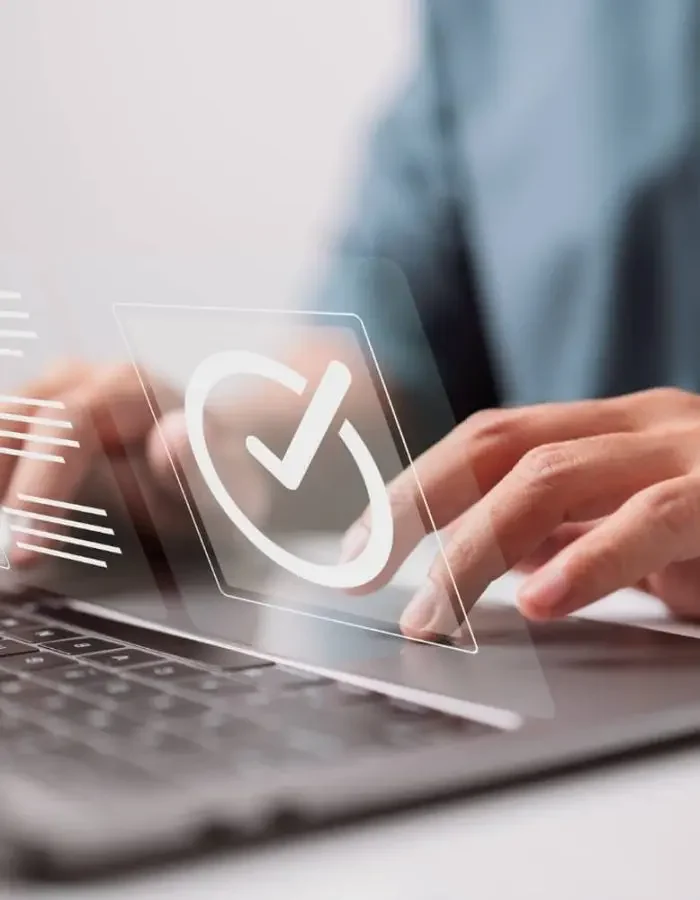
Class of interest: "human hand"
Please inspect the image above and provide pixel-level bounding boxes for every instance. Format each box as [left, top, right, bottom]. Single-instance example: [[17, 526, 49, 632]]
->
[[0, 360, 267, 566], [341, 388, 700, 638]]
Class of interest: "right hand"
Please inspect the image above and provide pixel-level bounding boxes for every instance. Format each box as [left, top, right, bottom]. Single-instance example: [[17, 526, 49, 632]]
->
[[0, 359, 269, 567]]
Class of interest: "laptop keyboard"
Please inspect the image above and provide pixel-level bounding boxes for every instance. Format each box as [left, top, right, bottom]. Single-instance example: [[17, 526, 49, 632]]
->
[[0, 598, 498, 790]]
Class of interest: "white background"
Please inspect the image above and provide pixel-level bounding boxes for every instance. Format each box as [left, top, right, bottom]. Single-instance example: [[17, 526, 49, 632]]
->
[[0, 1, 410, 325]]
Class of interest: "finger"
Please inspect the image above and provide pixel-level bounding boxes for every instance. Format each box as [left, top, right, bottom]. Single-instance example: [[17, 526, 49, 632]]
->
[[0, 361, 94, 494], [515, 521, 598, 573], [5, 365, 176, 565], [341, 398, 635, 589], [442, 515, 596, 575], [643, 559, 700, 621], [82, 363, 180, 452], [146, 409, 201, 498], [517, 475, 700, 619], [399, 433, 682, 639]]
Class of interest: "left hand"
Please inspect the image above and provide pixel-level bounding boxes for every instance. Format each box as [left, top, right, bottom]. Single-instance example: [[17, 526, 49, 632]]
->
[[341, 388, 700, 639], [0, 360, 269, 566]]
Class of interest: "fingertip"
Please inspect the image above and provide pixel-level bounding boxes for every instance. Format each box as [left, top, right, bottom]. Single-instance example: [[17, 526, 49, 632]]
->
[[338, 521, 369, 565], [6, 522, 41, 568], [157, 409, 190, 453], [9, 547, 37, 568], [517, 566, 571, 620], [399, 577, 463, 641], [516, 593, 556, 620], [147, 410, 191, 489]]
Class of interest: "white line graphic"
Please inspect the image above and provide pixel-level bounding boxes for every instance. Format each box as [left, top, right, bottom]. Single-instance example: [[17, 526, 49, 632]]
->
[[0, 396, 65, 409], [10, 526, 121, 554], [1, 507, 114, 535], [0, 413, 73, 429], [0, 330, 38, 340], [0, 291, 21, 301], [0, 312, 29, 320], [15, 542, 108, 568], [113, 302, 479, 654], [0, 431, 79, 448], [0, 350, 23, 358], [16, 494, 108, 516], [0, 448, 65, 464]]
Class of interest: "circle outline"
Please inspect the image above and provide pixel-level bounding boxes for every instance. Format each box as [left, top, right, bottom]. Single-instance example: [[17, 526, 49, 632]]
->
[[185, 350, 394, 590]]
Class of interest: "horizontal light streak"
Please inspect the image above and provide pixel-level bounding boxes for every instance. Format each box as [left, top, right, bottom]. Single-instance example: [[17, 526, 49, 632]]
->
[[0, 412, 73, 429], [15, 542, 107, 568], [2, 507, 114, 535], [0, 430, 79, 449], [0, 447, 64, 464], [16, 494, 107, 516], [10, 526, 121, 555], [0, 329, 38, 340], [0, 395, 65, 409]]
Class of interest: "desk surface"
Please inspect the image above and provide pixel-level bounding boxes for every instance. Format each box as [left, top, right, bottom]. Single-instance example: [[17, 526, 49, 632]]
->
[[6, 574, 700, 900]]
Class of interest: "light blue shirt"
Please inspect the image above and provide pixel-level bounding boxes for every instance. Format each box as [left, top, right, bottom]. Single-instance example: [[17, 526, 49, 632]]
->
[[317, 0, 700, 430]]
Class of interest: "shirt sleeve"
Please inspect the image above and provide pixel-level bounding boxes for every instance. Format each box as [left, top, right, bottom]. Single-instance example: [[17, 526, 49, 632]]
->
[[310, 3, 500, 452]]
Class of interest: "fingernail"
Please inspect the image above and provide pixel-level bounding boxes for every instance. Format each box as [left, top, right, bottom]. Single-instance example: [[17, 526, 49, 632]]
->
[[400, 579, 439, 635], [339, 522, 369, 564], [518, 565, 571, 618]]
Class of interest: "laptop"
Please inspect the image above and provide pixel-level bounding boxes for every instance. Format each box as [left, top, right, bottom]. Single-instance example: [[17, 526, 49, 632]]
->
[[2, 536, 700, 881], [1, 293, 700, 879]]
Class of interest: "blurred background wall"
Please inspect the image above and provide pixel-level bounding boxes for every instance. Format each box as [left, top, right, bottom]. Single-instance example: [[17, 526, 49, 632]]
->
[[0, 1, 409, 334]]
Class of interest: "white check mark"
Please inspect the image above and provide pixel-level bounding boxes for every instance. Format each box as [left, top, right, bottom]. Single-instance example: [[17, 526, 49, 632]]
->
[[245, 360, 352, 491]]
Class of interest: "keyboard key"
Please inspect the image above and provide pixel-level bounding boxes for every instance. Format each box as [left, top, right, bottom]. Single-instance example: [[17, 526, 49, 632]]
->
[[14, 625, 82, 643], [224, 693, 334, 731], [34, 604, 274, 671], [240, 694, 388, 738], [43, 637, 125, 656], [229, 665, 332, 693], [26, 692, 97, 718], [88, 648, 161, 669], [0, 669, 26, 683], [0, 678, 55, 700], [71, 708, 146, 738], [0, 615, 33, 634], [197, 710, 269, 742], [65, 710, 200, 760], [130, 661, 200, 682], [0, 638, 35, 658], [9, 738, 109, 775], [0, 714, 39, 742], [287, 683, 382, 711], [179, 674, 256, 699], [0, 651, 73, 673], [43, 664, 109, 686], [89, 678, 162, 702], [123, 693, 207, 720], [0, 721, 65, 754]]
